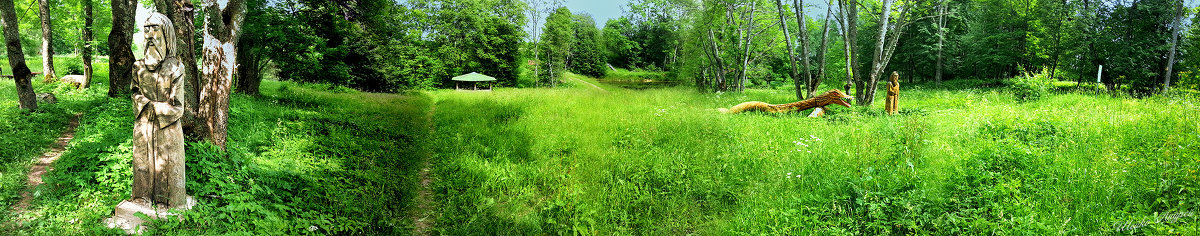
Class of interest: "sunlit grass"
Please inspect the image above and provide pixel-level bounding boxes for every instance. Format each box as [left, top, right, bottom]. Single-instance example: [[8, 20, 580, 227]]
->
[[429, 78, 1200, 234]]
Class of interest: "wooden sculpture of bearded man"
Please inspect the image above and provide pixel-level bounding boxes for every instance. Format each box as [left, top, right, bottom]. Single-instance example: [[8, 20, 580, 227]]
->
[[131, 12, 190, 208]]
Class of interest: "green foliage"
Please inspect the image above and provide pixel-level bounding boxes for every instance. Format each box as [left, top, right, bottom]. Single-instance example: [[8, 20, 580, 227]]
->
[[541, 7, 575, 83], [409, 0, 528, 88], [58, 57, 84, 75], [602, 17, 641, 69], [1006, 70, 1052, 102], [567, 13, 607, 78]]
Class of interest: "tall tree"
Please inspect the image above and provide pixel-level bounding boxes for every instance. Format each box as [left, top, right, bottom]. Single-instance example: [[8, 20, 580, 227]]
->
[[775, 0, 804, 99], [0, 0, 35, 110], [80, 0, 93, 88], [38, 0, 55, 82], [935, 0, 944, 85], [197, 0, 246, 148], [809, 1, 833, 97], [108, 0, 135, 97], [154, 0, 201, 131], [542, 7, 574, 86], [835, 0, 856, 94], [792, 0, 814, 98], [234, 0, 268, 96], [526, 0, 554, 88], [1164, 1, 1184, 92], [837, 0, 860, 98], [858, 0, 939, 106]]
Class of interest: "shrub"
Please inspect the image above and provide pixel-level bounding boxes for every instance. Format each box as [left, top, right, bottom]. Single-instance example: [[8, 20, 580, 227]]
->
[[1006, 70, 1051, 102], [58, 57, 85, 75]]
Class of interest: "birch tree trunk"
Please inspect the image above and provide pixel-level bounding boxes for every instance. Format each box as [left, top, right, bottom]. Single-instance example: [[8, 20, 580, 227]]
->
[[835, 0, 853, 94], [81, 0, 92, 88], [706, 29, 728, 91], [935, 1, 944, 85], [838, 0, 860, 98], [737, 1, 759, 92], [792, 0, 813, 98], [1163, 1, 1183, 93], [108, 0, 135, 97], [861, 0, 893, 105], [0, 0, 35, 110], [809, 1, 833, 97], [38, 0, 54, 82], [775, 0, 804, 99], [197, 0, 246, 148]]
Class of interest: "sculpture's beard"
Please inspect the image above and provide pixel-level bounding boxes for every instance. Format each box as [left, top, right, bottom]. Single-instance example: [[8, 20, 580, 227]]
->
[[145, 45, 164, 70]]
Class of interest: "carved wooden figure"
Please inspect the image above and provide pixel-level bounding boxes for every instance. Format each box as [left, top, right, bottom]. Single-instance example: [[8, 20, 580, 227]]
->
[[885, 71, 899, 115], [131, 13, 189, 208]]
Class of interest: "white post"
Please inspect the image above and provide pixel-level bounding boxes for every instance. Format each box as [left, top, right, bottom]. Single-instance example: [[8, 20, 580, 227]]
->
[[1096, 64, 1103, 83]]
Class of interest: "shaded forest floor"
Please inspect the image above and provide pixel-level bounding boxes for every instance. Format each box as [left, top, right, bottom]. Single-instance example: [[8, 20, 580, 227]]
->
[[1, 65, 432, 234], [2, 67, 1199, 234]]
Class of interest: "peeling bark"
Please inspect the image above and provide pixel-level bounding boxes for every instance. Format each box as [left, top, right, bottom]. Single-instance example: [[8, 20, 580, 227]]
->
[[197, 0, 246, 148]]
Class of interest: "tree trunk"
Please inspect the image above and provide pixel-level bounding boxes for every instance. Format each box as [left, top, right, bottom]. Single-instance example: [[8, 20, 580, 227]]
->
[[108, 0, 135, 97], [1163, 1, 1183, 93], [38, 0, 55, 82], [81, 0, 92, 88], [178, 0, 200, 136], [861, 0, 893, 106], [792, 0, 814, 98], [153, 0, 202, 137], [935, 1, 944, 85], [197, 0, 246, 148], [838, 0, 860, 99], [0, 0, 35, 110], [706, 29, 728, 91], [737, 1, 759, 92], [234, 40, 261, 95], [775, 0, 804, 100], [836, 0, 853, 94], [810, 4, 833, 97]]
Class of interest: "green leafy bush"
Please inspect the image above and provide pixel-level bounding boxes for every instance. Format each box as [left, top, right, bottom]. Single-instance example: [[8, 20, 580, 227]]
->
[[1006, 71, 1052, 102], [57, 57, 85, 76]]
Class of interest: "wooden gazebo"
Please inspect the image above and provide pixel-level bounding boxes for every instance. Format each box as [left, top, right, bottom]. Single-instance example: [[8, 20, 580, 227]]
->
[[452, 72, 497, 90]]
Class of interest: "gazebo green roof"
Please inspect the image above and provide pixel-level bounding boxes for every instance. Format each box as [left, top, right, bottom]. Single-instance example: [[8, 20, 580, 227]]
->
[[452, 72, 497, 82]]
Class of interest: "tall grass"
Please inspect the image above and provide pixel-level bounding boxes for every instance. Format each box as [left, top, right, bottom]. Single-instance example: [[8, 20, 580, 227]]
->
[[429, 81, 1200, 234]]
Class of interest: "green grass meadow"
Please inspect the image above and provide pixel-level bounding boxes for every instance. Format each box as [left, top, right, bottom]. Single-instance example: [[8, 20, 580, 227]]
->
[[1, 60, 1198, 234], [427, 75, 1200, 234]]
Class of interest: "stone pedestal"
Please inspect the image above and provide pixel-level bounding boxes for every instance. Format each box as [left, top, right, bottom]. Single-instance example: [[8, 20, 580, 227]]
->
[[104, 196, 195, 234]]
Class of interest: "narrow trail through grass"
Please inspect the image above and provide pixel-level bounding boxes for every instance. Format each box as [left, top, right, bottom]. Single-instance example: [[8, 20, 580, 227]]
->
[[569, 76, 608, 92], [411, 98, 437, 236], [13, 113, 81, 213]]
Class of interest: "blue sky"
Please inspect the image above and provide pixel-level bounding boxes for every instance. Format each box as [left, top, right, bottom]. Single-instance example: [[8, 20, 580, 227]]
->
[[565, 0, 630, 25]]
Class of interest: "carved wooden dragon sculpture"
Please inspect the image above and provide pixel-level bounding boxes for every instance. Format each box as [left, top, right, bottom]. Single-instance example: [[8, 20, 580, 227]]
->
[[719, 89, 855, 115]]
